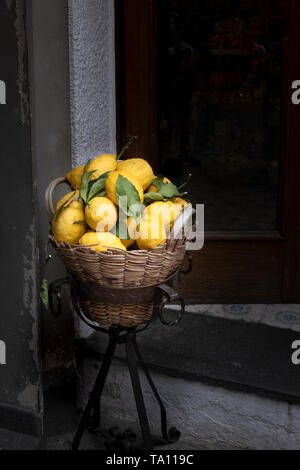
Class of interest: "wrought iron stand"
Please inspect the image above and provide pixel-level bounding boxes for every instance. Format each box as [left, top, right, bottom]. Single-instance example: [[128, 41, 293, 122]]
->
[[49, 254, 192, 451], [72, 326, 181, 451]]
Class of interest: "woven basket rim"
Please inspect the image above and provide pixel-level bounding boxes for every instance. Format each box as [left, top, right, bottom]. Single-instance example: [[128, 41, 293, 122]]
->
[[74, 268, 180, 292], [49, 233, 174, 255]]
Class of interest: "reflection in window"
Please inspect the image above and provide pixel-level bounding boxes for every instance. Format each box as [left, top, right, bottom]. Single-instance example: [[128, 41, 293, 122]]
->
[[157, 0, 289, 230]]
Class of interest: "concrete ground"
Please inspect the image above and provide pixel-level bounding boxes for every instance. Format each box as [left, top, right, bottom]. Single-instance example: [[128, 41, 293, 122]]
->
[[1, 380, 198, 451], [0, 429, 40, 450], [1, 310, 300, 450], [44, 381, 203, 450]]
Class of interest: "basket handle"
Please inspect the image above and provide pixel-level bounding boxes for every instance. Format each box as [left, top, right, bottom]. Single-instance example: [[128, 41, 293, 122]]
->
[[45, 177, 69, 221], [48, 277, 71, 317], [157, 284, 185, 327], [48, 277, 111, 334]]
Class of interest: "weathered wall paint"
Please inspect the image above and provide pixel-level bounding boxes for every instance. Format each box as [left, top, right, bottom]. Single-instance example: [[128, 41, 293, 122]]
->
[[68, 0, 117, 166], [15, 0, 30, 125], [0, 0, 42, 427], [26, 0, 74, 387]]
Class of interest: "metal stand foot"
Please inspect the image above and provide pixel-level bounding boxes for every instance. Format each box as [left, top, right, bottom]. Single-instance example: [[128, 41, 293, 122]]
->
[[132, 336, 180, 445]]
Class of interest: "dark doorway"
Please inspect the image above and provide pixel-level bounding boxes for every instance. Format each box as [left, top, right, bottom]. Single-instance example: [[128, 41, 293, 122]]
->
[[116, 0, 300, 304]]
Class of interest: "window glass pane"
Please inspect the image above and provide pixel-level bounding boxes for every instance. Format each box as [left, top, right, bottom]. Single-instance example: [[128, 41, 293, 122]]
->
[[157, 0, 289, 230]]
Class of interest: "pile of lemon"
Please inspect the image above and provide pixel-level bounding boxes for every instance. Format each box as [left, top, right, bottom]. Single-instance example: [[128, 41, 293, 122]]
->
[[52, 153, 188, 253]]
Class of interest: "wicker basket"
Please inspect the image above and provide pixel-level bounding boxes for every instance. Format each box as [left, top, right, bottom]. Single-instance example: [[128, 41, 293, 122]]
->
[[46, 177, 187, 327]]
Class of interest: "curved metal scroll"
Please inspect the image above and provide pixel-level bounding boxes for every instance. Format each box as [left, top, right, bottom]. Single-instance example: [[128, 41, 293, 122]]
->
[[48, 277, 71, 318], [156, 284, 185, 327]]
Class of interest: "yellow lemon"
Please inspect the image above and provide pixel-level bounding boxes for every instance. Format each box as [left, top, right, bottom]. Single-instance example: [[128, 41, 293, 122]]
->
[[143, 201, 180, 231], [85, 197, 118, 232], [136, 217, 167, 251], [87, 154, 117, 181], [56, 190, 80, 212], [166, 200, 182, 228], [172, 197, 189, 210], [147, 177, 171, 193], [52, 200, 86, 244], [120, 238, 134, 249], [79, 231, 126, 253], [105, 170, 144, 206], [66, 165, 85, 189], [117, 158, 154, 191]]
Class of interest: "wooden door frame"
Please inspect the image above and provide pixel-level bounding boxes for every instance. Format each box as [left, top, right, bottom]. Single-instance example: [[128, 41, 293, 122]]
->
[[115, 0, 300, 304], [280, 0, 300, 301], [115, 0, 158, 170]]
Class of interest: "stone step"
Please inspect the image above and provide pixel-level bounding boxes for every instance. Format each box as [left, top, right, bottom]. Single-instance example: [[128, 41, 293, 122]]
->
[[76, 313, 300, 450], [44, 385, 201, 450], [0, 429, 40, 450], [78, 312, 300, 400], [78, 357, 300, 450]]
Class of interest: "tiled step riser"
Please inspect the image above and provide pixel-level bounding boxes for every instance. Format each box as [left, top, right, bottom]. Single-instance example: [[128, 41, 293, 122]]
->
[[169, 305, 300, 331], [76, 305, 300, 346]]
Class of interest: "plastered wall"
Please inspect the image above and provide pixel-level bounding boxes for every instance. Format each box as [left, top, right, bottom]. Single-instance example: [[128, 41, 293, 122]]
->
[[68, 0, 117, 166]]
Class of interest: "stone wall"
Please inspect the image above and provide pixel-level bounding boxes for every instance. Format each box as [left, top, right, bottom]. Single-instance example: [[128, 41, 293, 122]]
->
[[68, 0, 117, 166]]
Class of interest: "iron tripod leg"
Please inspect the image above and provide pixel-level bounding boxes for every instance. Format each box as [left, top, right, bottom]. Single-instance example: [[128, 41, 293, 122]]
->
[[72, 336, 116, 450], [72, 329, 180, 450], [125, 334, 153, 450], [132, 336, 180, 445]]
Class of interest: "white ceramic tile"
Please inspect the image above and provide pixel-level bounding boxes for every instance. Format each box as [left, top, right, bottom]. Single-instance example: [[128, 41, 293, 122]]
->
[[168, 304, 300, 332], [260, 305, 300, 332], [168, 304, 265, 323], [220, 304, 266, 323]]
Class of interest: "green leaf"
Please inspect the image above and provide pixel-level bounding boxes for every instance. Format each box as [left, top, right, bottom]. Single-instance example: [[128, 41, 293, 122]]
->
[[160, 182, 180, 198], [144, 192, 165, 204], [80, 160, 96, 204], [87, 172, 109, 202], [116, 175, 143, 221], [115, 217, 130, 241], [152, 176, 165, 192], [152, 176, 181, 199], [40, 278, 49, 310], [80, 172, 96, 203]]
